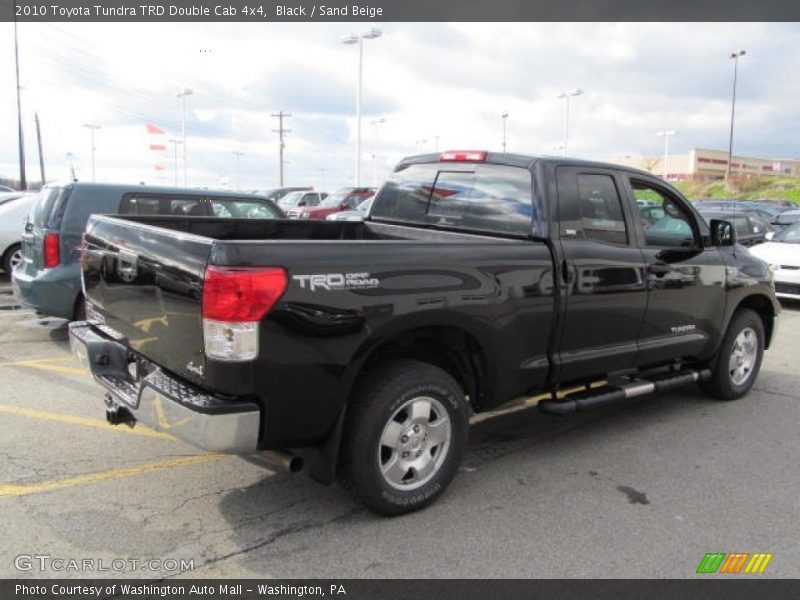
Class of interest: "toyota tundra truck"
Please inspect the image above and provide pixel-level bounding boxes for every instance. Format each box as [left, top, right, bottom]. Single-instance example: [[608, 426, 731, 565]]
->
[[69, 151, 779, 515]]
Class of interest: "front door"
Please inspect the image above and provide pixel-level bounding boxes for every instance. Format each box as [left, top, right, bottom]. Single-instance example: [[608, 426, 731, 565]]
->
[[555, 167, 648, 382], [622, 176, 727, 366]]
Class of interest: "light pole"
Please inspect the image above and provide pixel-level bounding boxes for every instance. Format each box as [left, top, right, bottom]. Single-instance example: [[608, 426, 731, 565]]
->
[[13, 0, 26, 190], [83, 124, 100, 182], [501, 112, 509, 153], [65, 152, 77, 181], [342, 27, 382, 187], [176, 88, 193, 186], [232, 150, 244, 190], [557, 89, 583, 158], [726, 50, 746, 180], [167, 139, 181, 186], [656, 130, 678, 180], [370, 118, 385, 187]]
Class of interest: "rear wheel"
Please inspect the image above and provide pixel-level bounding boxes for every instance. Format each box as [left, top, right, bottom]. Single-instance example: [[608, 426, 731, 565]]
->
[[339, 360, 469, 515], [2, 244, 22, 274], [700, 309, 764, 401]]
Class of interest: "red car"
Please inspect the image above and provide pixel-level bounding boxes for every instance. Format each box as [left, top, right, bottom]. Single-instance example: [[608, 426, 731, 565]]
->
[[291, 187, 375, 220]]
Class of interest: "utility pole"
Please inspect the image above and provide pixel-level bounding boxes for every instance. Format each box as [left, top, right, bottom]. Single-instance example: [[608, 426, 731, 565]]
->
[[13, 0, 27, 190], [271, 111, 291, 186], [167, 139, 182, 186], [232, 150, 244, 190], [726, 50, 746, 180], [83, 124, 101, 181], [34, 112, 46, 187], [175, 88, 193, 186]]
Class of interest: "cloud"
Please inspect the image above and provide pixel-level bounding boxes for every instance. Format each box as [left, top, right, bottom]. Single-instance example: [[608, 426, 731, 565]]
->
[[0, 21, 798, 191]]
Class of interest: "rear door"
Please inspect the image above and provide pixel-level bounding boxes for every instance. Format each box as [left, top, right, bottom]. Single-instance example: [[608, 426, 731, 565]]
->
[[622, 175, 727, 365], [555, 166, 648, 381]]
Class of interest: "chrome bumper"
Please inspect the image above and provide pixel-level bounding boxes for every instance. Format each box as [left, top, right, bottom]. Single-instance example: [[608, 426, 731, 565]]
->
[[69, 322, 261, 454]]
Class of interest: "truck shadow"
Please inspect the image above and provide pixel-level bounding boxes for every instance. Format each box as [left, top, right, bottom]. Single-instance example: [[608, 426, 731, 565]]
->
[[212, 381, 756, 574]]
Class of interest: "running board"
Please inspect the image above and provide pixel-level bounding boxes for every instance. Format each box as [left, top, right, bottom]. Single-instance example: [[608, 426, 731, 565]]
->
[[538, 369, 711, 415]]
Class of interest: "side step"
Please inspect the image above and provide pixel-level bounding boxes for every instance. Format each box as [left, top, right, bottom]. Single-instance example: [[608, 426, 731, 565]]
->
[[538, 368, 711, 415]]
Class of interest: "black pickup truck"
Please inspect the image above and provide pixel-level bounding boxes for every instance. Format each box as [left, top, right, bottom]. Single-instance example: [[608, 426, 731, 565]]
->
[[70, 151, 780, 515]]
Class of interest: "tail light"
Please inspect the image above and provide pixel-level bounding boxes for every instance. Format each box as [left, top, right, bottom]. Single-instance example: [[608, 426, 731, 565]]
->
[[202, 266, 287, 361], [43, 233, 60, 268], [439, 150, 487, 162]]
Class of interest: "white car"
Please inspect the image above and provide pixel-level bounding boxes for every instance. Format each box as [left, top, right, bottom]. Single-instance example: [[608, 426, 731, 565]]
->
[[0, 193, 38, 273], [749, 222, 800, 300]]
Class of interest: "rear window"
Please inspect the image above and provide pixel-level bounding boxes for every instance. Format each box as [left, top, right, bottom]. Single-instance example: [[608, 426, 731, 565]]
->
[[371, 163, 533, 236], [210, 198, 281, 219], [31, 186, 70, 228]]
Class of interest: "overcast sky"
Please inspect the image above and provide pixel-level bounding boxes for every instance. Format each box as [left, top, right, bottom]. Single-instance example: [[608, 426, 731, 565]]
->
[[0, 22, 798, 191]]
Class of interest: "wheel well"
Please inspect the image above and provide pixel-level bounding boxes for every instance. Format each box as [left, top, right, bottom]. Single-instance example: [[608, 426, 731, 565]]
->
[[735, 294, 776, 346], [359, 326, 488, 410]]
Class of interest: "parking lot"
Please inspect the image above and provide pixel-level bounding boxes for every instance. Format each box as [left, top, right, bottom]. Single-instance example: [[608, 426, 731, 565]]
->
[[0, 272, 798, 579]]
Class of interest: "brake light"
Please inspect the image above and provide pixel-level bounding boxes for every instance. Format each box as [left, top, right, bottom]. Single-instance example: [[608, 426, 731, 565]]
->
[[202, 266, 287, 362], [43, 233, 60, 268], [439, 150, 487, 162]]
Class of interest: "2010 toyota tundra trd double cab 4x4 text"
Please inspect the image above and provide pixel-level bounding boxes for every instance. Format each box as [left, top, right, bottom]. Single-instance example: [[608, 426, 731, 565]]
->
[[70, 151, 779, 515]]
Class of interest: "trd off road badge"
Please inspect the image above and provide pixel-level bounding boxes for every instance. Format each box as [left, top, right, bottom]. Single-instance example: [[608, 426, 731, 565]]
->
[[293, 272, 379, 292]]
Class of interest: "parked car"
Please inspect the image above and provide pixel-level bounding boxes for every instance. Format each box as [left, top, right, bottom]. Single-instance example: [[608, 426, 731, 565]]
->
[[0, 185, 16, 193], [279, 191, 328, 213], [13, 182, 284, 320], [0, 193, 39, 273], [291, 187, 375, 220], [692, 199, 785, 221], [325, 197, 374, 221], [770, 209, 800, 235], [252, 186, 312, 202], [750, 223, 800, 301], [71, 151, 778, 515], [696, 210, 771, 246]]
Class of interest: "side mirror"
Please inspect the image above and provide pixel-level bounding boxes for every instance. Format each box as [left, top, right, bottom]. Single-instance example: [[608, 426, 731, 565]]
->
[[298, 201, 307, 207], [710, 219, 736, 247], [765, 231, 775, 241]]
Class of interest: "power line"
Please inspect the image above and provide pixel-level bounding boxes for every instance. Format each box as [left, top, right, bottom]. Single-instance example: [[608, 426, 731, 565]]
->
[[271, 111, 291, 186]]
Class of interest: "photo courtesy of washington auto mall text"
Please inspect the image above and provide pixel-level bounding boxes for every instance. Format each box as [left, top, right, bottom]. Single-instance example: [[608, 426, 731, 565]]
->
[[1, 0, 800, 598]]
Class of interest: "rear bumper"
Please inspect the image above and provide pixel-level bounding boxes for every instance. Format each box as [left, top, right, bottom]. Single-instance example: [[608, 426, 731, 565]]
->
[[12, 265, 79, 319], [69, 321, 261, 454]]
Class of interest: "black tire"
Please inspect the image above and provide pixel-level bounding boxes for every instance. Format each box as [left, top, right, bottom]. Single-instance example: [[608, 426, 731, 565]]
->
[[2, 243, 22, 274], [700, 309, 764, 401], [338, 360, 469, 516]]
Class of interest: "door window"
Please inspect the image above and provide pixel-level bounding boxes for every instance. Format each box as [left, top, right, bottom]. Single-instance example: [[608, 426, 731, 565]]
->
[[575, 174, 628, 244], [631, 181, 697, 248]]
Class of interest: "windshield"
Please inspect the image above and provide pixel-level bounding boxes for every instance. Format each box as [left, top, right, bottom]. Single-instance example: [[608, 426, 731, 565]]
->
[[278, 192, 305, 207], [773, 223, 800, 243], [320, 191, 351, 207], [356, 197, 374, 212]]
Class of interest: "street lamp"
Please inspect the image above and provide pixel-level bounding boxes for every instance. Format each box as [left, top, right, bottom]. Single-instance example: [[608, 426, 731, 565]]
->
[[167, 139, 182, 186], [65, 152, 77, 181], [83, 124, 101, 182], [557, 89, 583, 158], [342, 27, 382, 187], [501, 112, 509, 153], [175, 87, 193, 186], [370, 118, 386, 188], [726, 50, 746, 180], [656, 130, 678, 180], [232, 150, 244, 190]]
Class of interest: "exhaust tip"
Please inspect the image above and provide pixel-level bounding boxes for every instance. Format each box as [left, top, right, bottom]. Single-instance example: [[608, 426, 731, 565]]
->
[[287, 455, 305, 474]]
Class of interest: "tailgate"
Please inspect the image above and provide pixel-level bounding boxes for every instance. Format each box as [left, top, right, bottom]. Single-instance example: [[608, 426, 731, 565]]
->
[[82, 215, 212, 385]]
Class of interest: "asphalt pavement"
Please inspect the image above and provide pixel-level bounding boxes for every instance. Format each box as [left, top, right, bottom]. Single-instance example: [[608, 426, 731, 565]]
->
[[1, 274, 798, 579]]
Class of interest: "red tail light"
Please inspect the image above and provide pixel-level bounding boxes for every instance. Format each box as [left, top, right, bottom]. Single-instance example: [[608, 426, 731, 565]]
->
[[202, 266, 287, 322], [43, 233, 60, 268], [439, 150, 487, 162]]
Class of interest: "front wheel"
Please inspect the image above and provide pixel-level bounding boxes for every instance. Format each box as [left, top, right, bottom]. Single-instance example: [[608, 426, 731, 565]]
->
[[700, 309, 764, 401], [2, 243, 22, 274], [338, 360, 469, 516]]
